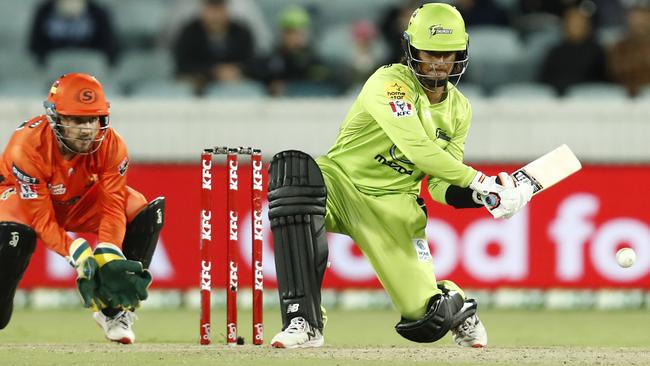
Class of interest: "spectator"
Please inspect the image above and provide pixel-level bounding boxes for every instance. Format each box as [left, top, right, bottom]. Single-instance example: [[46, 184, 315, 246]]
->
[[539, 6, 607, 95], [347, 20, 384, 84], [29, 0, 119, 66], [519, 0, 578, 17], [257, 6, 330, 96], [454, 0, 510, 27], [379, 0, 423, 64], [607, 3, 650, 96], [173, 0, 254, 93]]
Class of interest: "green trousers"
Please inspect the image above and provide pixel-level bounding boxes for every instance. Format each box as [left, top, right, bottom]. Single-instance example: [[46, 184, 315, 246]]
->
[[317, 157, 464, 320]]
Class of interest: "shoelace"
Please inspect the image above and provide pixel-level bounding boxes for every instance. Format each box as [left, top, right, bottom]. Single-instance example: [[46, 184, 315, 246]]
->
[[109, 311, 137, 330], [457, 316, 477, 336], [285, 317, 307, 334]]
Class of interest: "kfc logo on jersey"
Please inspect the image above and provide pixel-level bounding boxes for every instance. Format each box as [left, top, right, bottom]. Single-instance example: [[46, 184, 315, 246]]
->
[[118, 157, 129, 176], [389, 100, 413, 118], [19, 183, 37, 200]]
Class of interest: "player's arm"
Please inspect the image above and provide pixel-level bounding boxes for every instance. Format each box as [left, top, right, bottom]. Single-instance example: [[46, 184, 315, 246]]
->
[[93, 134, 151, 308], [96, 133, 129, 248], [6, 147, 73, 255], [427, 100, 482, 208], [5, 148, 103, 306]]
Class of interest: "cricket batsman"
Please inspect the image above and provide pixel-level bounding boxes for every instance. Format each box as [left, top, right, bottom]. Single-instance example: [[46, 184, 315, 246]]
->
[[268, 3, 533, 348], [0, 73, 165, 344]]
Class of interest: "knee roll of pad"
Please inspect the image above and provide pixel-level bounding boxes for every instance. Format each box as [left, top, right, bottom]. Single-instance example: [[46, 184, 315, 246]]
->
[[268, 150, 327, 219]]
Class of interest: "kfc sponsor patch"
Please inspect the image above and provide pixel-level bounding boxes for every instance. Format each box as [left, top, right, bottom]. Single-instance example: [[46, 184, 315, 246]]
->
[[389, 100, 413, 118], [19, 183, 37, 200], [118, 157, 129, 176], [12, 164, 39, 184]]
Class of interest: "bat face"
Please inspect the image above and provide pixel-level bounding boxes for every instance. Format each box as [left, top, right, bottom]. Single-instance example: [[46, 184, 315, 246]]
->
[[512, 144, 582, 196]]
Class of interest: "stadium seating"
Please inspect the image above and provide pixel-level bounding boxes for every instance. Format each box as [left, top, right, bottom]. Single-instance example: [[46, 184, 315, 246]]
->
[[45, 50, 110, 82], [204, 81, 266, 99], [130, 79, 194, 98], [566, 83, 629, 101], [115, 49, 175, 92], [465, 26, 526, 93], [492, 83, 556, 100]]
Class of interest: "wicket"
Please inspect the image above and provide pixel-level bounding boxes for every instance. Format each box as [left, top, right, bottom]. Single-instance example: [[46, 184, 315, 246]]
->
[[200, 146, 264, 346]]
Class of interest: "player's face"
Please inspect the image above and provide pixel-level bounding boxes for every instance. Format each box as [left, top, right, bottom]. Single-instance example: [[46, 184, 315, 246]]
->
[[58, 115, 101, 153], [415, 50, 457, 79]]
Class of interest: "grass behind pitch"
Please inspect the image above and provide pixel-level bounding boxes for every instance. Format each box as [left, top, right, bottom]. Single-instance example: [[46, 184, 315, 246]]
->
[[1, 308, 650, 365]]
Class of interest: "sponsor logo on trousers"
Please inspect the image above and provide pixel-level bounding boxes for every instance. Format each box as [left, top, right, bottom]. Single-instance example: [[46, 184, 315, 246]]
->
[[201, 210, 212, 240], [252, 160, 263, 191], [202, 158, 212, 190], [201, 260, 211, 290], [229, 159, 238, 191], [229, 210, 238, 240], [254, 260, 263, 290]]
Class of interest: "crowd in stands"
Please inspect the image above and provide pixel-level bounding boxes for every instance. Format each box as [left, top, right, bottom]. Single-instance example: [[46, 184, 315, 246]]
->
[[1, 0, 649, 99]]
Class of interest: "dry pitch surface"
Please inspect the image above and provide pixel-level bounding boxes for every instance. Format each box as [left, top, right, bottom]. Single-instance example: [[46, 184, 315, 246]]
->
[[2, 343, 649, 366], [1, 308, 649, 366]]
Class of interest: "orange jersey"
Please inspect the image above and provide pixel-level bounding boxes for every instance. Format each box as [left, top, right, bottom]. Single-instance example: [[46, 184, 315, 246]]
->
[[0, 115, 130, 256]]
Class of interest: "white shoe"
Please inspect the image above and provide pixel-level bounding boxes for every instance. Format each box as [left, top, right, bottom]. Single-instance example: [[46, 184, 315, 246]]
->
[[93, 310, 137, 344], [451, 314, 487, 348], [271, 317, 324, 349]]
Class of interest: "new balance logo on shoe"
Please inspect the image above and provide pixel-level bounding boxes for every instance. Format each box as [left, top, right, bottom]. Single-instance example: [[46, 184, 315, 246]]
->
[[287, 304, 300, 313]]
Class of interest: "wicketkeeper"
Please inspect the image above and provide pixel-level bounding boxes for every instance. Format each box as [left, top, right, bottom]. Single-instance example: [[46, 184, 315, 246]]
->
[[0, 73, 165, 344], [268, 3, 533, 348]]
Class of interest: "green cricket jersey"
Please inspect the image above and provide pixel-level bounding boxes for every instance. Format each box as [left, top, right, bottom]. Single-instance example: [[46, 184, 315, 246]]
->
[[325, 63, 477, 202]]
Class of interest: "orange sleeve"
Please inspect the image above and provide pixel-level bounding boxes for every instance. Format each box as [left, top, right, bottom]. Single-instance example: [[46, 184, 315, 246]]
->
[[5, 144, 73, 256], [96, 131, 129, 248]]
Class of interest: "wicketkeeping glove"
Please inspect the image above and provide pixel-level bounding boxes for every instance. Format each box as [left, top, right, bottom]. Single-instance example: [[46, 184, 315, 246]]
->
[[93, 243, 153, 309], [67, 238, 99, 308]]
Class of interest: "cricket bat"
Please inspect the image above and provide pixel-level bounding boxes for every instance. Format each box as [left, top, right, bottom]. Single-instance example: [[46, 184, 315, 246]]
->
[[511, 144, 582, 195]]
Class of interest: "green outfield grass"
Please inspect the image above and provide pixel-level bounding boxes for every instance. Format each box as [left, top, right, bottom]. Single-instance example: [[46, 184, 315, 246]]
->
[[1, 308, 649, 365]]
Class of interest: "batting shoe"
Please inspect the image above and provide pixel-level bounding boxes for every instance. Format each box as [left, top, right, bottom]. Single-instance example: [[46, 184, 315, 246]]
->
[[271, 317, 324, 349], [451, 314, 488, 348], [93, 310, 138, 344]]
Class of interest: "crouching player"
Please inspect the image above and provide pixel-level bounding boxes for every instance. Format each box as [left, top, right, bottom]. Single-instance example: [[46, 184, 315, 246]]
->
[[267, 4, 533, 348], [0, 73, 165, 344]]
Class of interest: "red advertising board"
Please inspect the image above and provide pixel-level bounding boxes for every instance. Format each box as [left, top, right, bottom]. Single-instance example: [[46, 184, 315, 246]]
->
[[19, 163, 650, 290]]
